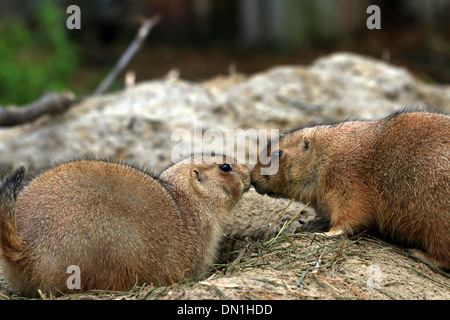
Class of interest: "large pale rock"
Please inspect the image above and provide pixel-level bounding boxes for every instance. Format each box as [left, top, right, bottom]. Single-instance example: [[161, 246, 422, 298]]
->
[[1, 52, 448, 174]]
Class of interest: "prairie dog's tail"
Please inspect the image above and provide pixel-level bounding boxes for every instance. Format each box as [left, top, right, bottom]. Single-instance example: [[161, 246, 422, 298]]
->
[[0, 166, 26, 261]]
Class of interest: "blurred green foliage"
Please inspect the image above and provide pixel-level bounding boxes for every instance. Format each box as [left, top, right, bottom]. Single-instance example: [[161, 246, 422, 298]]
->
[[0, 1, 79, 106]]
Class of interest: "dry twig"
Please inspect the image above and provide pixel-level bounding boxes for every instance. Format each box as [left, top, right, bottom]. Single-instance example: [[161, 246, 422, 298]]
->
[[93, 15, 161, 96], [313, 274, 368, 299]]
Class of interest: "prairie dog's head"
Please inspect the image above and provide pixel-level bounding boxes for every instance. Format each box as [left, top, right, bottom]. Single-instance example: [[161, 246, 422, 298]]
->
[[251, 126, 323, 202], [160, 154, 251, 213]]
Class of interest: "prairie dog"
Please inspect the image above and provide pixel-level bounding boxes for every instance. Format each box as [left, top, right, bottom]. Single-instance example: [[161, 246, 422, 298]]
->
[[0, 155, 250, 297], [251, 111, 450, 270]]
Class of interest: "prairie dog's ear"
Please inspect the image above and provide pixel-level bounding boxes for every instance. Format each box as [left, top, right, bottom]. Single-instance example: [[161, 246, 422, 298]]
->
[[191, 169, 203, 184]]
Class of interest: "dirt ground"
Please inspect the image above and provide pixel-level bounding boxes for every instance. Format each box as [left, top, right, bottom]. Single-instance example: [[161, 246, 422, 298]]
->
[[1, 230, 449, 300]]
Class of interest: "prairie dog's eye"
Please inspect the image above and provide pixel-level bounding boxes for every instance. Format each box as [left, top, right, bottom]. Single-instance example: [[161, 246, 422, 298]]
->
[[219, 164, 232, 172], [271, 151, 283, 160]]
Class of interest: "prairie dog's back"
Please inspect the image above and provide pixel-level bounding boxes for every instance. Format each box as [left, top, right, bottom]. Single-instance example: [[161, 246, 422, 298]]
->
[[373, 112, 449, 203], [17, 160, 180, 245], [372, 112, 450, 250]]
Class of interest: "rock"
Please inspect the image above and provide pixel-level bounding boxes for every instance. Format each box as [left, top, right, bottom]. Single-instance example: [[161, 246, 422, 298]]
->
[[0, 52, 449, 246], [1, 52, 448, 174]]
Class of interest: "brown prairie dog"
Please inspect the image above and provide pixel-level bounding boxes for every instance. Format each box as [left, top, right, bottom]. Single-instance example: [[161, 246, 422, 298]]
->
[[251, 110, 450, 270], [0, 155, 250, 297]]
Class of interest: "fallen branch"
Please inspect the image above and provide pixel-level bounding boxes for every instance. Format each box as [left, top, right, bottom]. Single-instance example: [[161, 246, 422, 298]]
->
[[0, 92, 76, 127]]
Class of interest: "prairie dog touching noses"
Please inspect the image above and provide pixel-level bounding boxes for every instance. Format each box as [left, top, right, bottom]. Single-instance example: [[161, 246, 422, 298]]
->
[[252, 111, 450, 270], [0, 155, 250, 297]]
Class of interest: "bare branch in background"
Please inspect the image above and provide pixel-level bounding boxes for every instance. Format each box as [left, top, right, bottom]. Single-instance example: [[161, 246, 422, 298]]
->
[[92, 14, 161, 96], [0, 92, 76, 127]]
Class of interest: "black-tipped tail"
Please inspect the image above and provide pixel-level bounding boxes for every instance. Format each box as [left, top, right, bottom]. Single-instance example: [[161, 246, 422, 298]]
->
[[0, 166, 26, 260]]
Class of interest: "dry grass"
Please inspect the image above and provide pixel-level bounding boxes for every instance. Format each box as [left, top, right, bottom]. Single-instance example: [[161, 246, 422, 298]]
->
[[1, 215, 449, 300]]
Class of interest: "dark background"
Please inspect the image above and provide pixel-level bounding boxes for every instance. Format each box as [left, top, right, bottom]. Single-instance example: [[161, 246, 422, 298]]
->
[[0, 0, 449, 105]]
